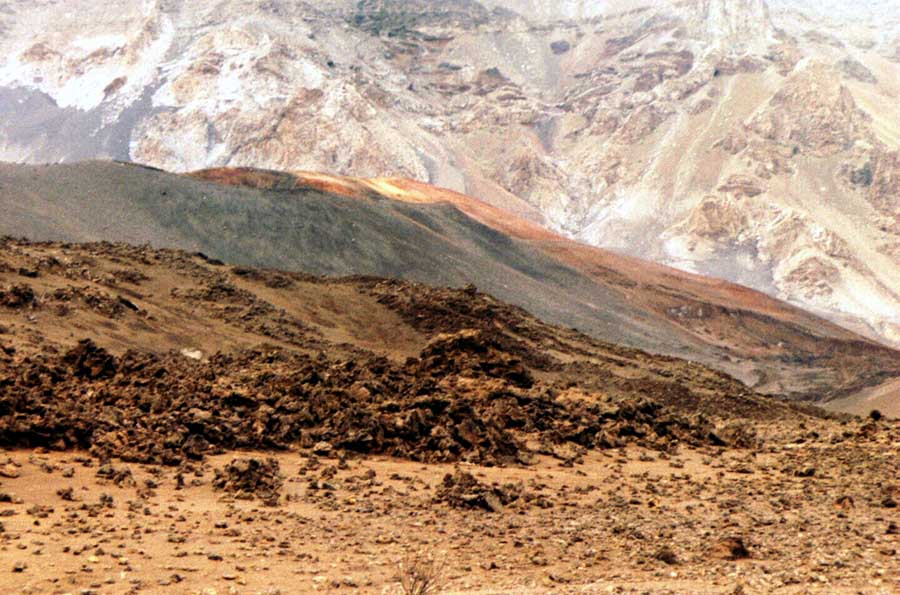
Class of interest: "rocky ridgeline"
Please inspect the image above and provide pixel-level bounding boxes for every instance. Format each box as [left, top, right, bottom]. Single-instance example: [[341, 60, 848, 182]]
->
[[0, 334, 740, 467], [0, 239, 866, 471]]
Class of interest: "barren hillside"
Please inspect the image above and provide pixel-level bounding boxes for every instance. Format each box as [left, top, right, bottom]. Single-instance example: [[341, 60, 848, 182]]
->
[[1, 0, 898, 346], [2, 161, 899, 410]]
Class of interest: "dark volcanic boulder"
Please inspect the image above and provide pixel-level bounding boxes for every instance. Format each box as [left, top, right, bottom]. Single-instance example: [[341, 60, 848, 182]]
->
[[212, 457, 283, 506], [63, 339, 117, 380]]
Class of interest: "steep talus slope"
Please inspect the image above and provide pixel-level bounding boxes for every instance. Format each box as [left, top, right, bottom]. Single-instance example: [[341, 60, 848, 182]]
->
[[2, 161, 898, 410], [0, 0, 897, 346]]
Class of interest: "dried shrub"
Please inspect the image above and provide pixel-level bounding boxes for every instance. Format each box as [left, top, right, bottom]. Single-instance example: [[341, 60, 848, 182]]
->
[[398, 551, 446, 595]]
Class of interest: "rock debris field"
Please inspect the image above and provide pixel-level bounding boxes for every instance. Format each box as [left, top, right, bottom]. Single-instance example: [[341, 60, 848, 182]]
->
[[0, 239, 897, 594]]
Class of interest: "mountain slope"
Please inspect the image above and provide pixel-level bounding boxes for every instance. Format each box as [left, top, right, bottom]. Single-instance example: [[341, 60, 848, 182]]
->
[[1, 160, 898, 411], [0, 0, 898, 346]]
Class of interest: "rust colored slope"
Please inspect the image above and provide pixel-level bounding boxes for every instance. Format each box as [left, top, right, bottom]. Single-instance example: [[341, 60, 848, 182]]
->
[[190, 168, 387, 201], [371, 177, 561, 242], [187, 167, 874, 343], [287, 172, 869, 344], [191, 168, 555, 237], [534, 240, 865, 343], [188, 167, 301, 191], [373, 180, 900, 396]]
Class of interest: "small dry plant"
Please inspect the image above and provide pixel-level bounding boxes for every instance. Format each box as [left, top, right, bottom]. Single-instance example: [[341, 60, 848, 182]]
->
[[398, 550, 447, 595]]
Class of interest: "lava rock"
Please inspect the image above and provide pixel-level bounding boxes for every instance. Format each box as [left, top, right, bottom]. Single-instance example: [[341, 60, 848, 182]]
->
[[434, 469, 523, 512], [213, 458, 283, 505]]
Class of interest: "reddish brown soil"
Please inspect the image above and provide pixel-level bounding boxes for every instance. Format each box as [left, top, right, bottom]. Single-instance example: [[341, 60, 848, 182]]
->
[[0, 239, 897, 594], [0, 434, 897, 595]]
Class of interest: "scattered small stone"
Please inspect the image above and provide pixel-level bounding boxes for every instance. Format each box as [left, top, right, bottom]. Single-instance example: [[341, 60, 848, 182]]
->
[[212, 458, 283, 505], [434, 469, 523, 512], [713, 537, 750, 560], [835, 495, 854, 509], [0, 463, 20, 478], [26, 504, 53, 518], [312, 442, 333, 457], [96, 464, 135, 487], [654, 547, 679, 565]]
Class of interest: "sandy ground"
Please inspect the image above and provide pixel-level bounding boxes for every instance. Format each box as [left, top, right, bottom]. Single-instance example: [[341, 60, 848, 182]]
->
[[825, 377, 900, 418], [1, 434, 897, 595]]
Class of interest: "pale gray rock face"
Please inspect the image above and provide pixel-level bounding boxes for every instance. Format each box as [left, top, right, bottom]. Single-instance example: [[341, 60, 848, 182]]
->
[[1, 0, 899, 346]]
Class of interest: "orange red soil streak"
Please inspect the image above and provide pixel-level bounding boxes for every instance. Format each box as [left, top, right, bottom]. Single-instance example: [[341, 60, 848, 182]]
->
[[186, 167, 876, 344]]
